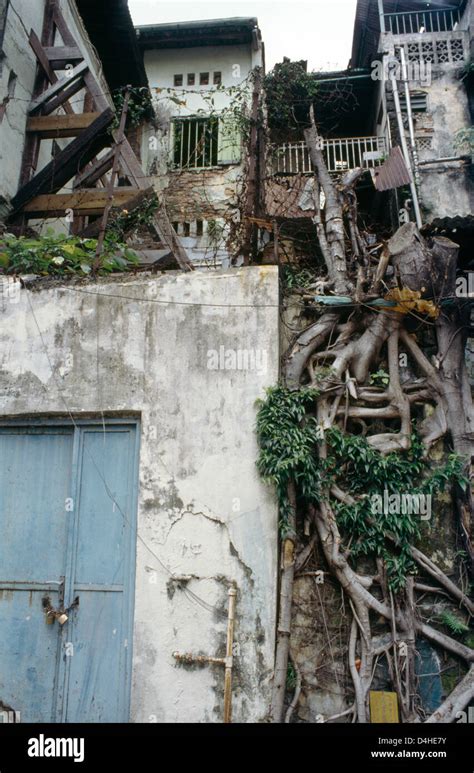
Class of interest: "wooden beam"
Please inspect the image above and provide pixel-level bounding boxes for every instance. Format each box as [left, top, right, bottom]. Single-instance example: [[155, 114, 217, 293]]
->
[[119, 137, 151, 189], [29, 30, 57, 84], [52, 5, 78, 47], [23, 190, 137, 218], [83, 70, 111, 113], [40, 78, 86, 116], [43, 46, 83, 68], [72, 149, 115, 189], [28, 30, 74, 115], [77, 186, 157, 238], [17, 0, 57, 192], [26, 113, 101, 138], [29, 61, 88, 114], [10, 108, 115, 214]]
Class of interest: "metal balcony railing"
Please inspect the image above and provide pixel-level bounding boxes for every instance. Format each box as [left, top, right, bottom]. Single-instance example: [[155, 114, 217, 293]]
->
[[273, 137, 388, 175], [383, 8, 461, 35]]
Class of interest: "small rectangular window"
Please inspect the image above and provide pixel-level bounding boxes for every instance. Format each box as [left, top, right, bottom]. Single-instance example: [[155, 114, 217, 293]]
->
[[400, 91, 427, 112], [183, 222, 190, 237], [199, 72, 209, 85], [196, 220, 203, 236], [187, 73, 195, 86], [213, 71, 222, 85], [173, 74, 183, 87]]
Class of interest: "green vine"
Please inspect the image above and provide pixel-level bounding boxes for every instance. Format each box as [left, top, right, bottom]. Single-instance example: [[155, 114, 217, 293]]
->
[[113, 86, 153, 128], [256, 386, 468, 591], [263, 60, 320, 142]]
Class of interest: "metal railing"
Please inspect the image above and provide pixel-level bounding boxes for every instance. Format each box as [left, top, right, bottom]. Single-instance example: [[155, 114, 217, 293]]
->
[[383, 8, 461, 35], [273, 136, 388, 175]]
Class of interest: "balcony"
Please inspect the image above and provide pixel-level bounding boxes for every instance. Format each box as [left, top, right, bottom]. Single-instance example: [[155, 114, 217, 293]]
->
[[273, 136, 388, 176], [381, 6, 469, 67], [382, 8, 461, 35]]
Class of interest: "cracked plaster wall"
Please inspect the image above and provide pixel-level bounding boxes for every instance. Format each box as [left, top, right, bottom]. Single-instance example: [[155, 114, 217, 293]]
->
[[0, 266, 279, 722]]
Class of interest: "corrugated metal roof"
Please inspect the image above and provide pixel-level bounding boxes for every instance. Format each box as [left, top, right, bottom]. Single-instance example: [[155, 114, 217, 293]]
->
[[423, 215, 474, 232], [371, 146, 411, 191]]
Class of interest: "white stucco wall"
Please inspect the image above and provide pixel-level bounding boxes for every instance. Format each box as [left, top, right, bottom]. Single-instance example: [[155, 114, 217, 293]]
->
[[140, 41, 263, 264], [0, 266, 279, 722]]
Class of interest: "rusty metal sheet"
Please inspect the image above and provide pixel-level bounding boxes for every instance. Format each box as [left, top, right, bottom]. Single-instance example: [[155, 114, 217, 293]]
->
[[371, 146, 411, 192]]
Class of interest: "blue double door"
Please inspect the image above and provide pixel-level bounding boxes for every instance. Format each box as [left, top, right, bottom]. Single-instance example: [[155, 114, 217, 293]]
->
[[0, 421, 139, 722]]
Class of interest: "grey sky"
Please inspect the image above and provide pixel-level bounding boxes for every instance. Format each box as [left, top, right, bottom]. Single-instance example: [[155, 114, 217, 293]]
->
[[128, 0, 359, 72]]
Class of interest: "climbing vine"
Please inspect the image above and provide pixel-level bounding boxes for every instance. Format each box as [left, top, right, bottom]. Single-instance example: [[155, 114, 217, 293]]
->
[[255, 89, 474, 724]]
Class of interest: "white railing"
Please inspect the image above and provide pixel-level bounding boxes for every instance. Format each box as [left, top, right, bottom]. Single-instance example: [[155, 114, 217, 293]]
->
[[383, 8, 461, 35], [273, 136, 388, 175]]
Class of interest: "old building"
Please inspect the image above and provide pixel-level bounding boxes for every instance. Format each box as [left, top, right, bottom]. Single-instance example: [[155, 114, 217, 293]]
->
[[0, 0, 278, 724], [136, 18, 264, 265]]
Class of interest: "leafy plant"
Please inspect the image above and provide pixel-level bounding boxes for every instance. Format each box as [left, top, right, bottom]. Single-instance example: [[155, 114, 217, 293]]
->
[[256, 385, 468, 591], [282, 266, 317, 291], [286, 662, 297, 690], [0, 230, 139, 277], [263, 60, 320, 142], [438, 611, 470, 636], [256, 385, 322, 534], [112, 86, 153, 128], [326, 428, 468, 591], [369, 369, 390, 387]]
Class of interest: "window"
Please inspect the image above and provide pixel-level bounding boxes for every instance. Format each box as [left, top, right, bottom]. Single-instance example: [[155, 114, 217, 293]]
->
[[199, 72, 209, 85], [196, 220, 203, 236], [213, 71, 222, 85], [173, 117, 218, 168], [400, 91, 427, 112], [173, 74, 183, 87], [187, 73, 195, 86]]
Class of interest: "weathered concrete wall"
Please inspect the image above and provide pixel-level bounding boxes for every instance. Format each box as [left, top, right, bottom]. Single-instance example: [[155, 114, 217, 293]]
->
[[379, 28, 473, 223], [0, 266, 279, 722], [415, 70, 474, 220]]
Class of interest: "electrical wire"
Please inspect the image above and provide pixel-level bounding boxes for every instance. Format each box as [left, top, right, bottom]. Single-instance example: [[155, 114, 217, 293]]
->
[[24, 287, 232, 620]]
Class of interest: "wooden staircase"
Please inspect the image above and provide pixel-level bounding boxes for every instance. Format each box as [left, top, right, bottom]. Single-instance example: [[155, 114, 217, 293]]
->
[[10, 0, 193, 271]]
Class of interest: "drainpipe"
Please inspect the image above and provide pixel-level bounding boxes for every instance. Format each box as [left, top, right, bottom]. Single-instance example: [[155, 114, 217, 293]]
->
[[389, 71, 423, 228], [399, 45, 421, 189], [378, 0, 386, 33], [223, 583, 237, 724]]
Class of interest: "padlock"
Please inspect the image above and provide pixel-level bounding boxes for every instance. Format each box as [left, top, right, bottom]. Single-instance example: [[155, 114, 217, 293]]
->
[[45, 611, 55, 625], [57, 613, 68, 625]]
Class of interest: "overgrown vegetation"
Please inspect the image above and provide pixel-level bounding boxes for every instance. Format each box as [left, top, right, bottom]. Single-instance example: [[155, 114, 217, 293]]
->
[[255, 81, 474, 723], [0, 230, 139, 277], [263, 60, 320, 141], [257, 388, 467, 591], [112, 86, 154, 128]]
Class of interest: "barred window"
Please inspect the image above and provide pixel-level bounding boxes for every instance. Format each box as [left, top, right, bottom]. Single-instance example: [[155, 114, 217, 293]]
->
[[173, 117, 219, 168]]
